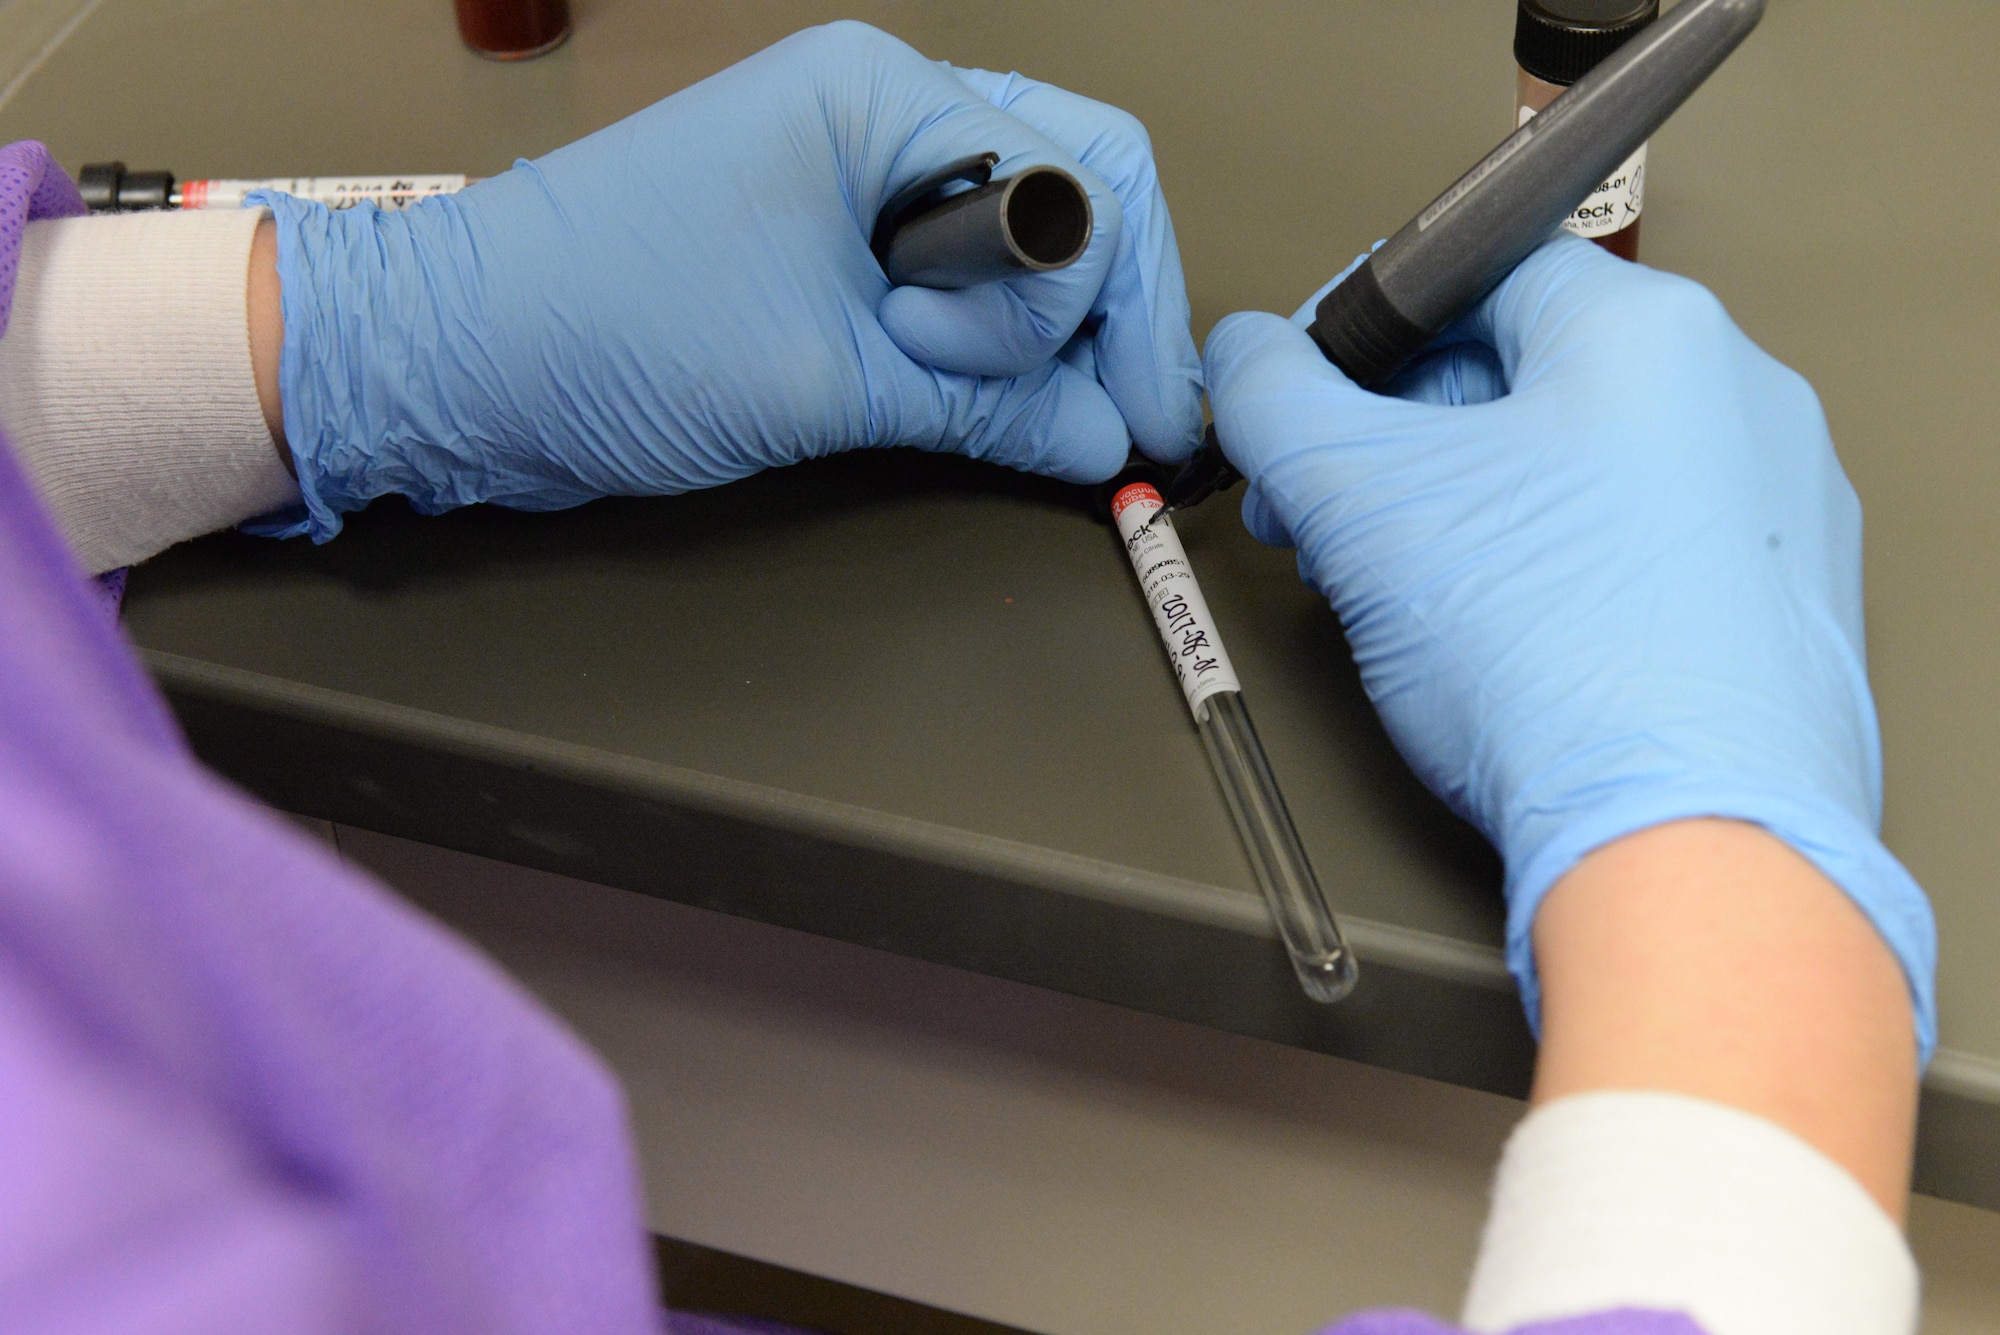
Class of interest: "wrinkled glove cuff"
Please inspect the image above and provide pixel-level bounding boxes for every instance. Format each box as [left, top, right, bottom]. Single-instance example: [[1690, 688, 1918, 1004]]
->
[[246, 186, 603, 543]]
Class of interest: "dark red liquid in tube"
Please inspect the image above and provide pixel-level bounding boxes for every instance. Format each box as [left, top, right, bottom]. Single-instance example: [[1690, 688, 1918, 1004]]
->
[[455, 0, 572, 59]]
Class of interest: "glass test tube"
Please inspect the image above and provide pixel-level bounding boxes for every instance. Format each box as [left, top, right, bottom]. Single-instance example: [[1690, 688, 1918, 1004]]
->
[[176, 176, 471, 211], [1110, 481, 1358, 1003]]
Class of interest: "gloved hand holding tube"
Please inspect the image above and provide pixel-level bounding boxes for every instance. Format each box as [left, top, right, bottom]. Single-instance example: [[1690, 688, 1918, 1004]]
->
[[252, 21, 1204, 543]]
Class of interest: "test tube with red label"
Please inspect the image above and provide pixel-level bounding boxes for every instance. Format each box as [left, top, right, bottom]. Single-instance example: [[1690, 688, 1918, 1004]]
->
[[77, 163, 472, 213], [1110, 481, 1357, 1003]]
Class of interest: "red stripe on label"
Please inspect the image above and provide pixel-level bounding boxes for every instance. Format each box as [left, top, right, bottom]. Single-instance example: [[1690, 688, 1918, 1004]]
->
[[1110, 482, 1163, 520]]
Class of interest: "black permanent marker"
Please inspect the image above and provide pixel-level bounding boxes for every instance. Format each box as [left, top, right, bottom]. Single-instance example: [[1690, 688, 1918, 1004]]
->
[[1166, 0, 1767, 511]]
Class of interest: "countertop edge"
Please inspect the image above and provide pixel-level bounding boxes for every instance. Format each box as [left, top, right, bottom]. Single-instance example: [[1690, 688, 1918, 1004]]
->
[[1927, 1048, 2000, 1103], [140, 649, 1517, 993], [137, 650, 2000, 1210]]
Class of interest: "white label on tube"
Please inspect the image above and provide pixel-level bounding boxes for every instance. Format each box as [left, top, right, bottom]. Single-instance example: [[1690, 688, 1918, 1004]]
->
[[1516, 104, 1645, 238], [1111, 482, 1241, 716], [179, 175, 468, 211]]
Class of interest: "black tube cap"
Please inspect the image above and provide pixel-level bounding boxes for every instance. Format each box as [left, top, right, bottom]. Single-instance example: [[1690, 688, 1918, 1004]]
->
[[117, 170, 175, 210], [77, 162, 176, 211], [1515, 0, 1659, 86], [78, 161, 124, 211]]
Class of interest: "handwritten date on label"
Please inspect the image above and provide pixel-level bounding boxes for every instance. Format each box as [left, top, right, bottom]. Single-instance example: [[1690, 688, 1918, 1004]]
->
[[1111, 483, 1242, 716]]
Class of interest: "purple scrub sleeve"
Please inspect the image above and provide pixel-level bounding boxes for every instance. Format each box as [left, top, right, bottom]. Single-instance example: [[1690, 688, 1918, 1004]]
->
[[0, 138, 661, 1333]]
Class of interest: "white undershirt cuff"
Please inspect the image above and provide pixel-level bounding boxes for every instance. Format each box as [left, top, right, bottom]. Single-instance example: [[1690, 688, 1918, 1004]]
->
[[0, 208, 300, 574], [1460, 1090, 1917, 1335]]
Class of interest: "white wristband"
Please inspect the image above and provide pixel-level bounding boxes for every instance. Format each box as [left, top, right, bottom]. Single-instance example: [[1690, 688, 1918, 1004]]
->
[[1461, 1091, 1917, 1335], [0, 208, 300, 574]]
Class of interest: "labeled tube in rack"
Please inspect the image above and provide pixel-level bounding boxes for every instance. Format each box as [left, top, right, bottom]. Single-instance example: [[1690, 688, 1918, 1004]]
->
[[1110, 481, 1358, 1003]]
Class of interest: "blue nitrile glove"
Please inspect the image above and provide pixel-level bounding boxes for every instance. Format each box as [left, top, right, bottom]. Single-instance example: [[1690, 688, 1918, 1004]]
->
[[252, 21, 1202, 542], [1202, 236, 1937, 1055]]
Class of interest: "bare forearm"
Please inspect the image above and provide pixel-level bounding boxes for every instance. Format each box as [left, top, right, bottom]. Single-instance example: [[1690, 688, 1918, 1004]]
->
[[1461, 820, 1920, 1333], [249, 218, 289, 463], [1531, 817, 1916, 1217]]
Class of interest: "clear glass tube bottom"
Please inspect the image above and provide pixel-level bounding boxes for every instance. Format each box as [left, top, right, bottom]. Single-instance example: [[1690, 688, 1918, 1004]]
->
[[1195, 689, 1359, 1003]]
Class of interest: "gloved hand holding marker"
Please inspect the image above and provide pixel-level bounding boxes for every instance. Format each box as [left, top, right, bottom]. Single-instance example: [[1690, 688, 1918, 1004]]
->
[[72, 24, 1201, 545], [1090, 0, 1767, 1002], [1197, 0, 1939, 1055], [1166, 0, 1767, 511]]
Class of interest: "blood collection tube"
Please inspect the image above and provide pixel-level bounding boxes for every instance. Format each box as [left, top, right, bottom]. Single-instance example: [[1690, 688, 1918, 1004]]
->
[[1515, 0, 1659, 261], [179, 176, 470, 211], [1109, 480, 1358, 1003], [454, 0, 571, 60], [76, 164, 470, 213]]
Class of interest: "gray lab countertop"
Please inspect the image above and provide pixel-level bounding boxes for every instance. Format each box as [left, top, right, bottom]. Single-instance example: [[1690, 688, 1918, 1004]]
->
[[6, 0, 2000, 1210]]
